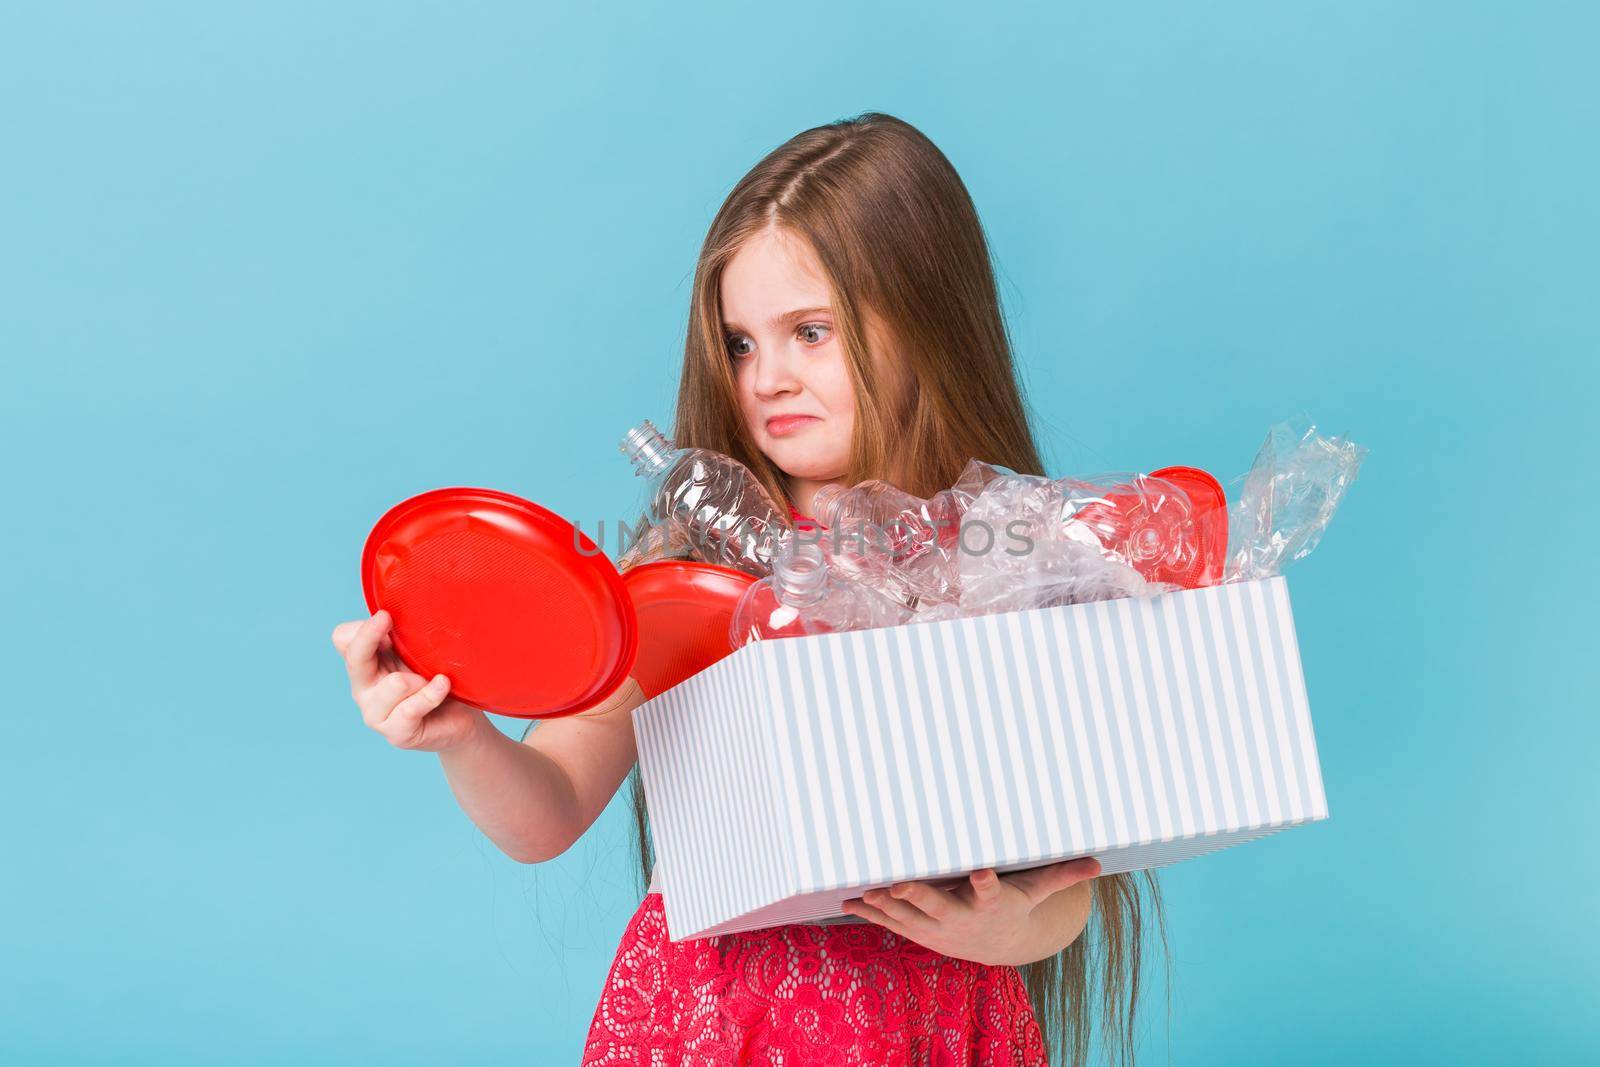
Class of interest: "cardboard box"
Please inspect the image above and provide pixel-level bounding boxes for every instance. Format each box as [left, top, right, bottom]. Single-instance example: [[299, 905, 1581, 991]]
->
[[633, 575, 1327, 941]]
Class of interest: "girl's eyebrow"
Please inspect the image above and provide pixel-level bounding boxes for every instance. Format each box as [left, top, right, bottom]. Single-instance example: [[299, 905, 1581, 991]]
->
[[722, 306, 833, 332]]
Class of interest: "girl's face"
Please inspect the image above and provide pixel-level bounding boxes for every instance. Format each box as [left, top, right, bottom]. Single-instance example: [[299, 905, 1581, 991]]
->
[[720, 225, 857, 488]]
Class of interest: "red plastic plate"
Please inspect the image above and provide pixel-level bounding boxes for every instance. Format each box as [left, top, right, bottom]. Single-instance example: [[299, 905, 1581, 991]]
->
[[622, 561, 756, 698], [362, 487, 637, 719]]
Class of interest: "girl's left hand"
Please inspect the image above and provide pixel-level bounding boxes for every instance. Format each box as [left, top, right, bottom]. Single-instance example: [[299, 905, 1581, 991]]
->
[[839, 857, 1102, 967]]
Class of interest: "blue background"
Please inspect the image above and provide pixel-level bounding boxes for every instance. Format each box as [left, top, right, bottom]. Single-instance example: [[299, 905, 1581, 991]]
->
[[4, 2, 1595, 1063]]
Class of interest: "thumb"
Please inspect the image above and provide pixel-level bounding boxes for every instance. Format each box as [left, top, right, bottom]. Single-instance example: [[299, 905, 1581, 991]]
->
[[1005, 857, 1102, 907]]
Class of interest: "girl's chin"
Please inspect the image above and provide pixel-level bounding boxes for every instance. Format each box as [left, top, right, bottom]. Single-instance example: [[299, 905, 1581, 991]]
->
[[772, 455, 850, 483], [760, 437, 845, 471]]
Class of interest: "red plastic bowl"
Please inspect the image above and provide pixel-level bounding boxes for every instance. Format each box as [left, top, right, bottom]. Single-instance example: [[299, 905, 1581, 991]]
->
[[622, 560, 755, 698]]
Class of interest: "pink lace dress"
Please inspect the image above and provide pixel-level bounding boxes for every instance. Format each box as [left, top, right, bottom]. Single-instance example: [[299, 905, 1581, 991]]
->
[[580, 889, 1046, 1065], [581, 507, 1047, 1065]]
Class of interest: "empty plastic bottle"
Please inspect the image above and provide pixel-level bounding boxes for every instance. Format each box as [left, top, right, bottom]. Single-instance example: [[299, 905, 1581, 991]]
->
[[809, 460, 1011, 607], [1047, 472, 1206, 586], [620, 420, 790, 578], [729, 531, 913, 646]]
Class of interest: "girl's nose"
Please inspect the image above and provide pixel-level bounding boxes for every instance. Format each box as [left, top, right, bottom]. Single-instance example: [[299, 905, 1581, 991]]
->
[[752, 344, 801, 399]]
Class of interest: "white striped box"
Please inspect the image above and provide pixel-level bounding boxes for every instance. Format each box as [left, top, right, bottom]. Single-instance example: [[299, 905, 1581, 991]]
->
[[632, 575, 1328, 942]]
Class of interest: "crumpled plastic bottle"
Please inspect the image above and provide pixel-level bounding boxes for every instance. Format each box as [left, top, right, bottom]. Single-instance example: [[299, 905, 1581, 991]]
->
[[1046, 471, 1211, 587], [619, 420, 789, 579], [809, 459, 1011, 608], [729, 529, 913, 646], [940, 471, 1172, 619], [811, 460, 1208, 612], [1222, 416, 1368, 583]]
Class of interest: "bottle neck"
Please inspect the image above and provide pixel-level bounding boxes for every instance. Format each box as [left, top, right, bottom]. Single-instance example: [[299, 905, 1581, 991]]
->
[[620, 419, 676, 479], [773, 537, 828, 605]]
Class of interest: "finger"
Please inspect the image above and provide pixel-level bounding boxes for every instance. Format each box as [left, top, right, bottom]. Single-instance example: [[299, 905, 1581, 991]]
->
[[840, 898, 914, 939], [384, 674, 451, 745], [969, 868, 1003, 911], [342, 611, 390, 689], [331, 620, 362, 654], [862, 886, 933, 930], [359, 670, 419, 727], [335, 619, 398, 673], [1013, 857, 1102, 904], [1005, 857, 1102, 908], [887, 880, 957, 922]]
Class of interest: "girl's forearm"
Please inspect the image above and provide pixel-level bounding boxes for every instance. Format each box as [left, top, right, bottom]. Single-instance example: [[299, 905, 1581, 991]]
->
[[436, 716, 580, 864]]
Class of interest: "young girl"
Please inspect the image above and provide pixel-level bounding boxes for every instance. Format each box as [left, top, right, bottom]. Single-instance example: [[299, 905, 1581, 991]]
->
[[333, 112, 1163, 1066]]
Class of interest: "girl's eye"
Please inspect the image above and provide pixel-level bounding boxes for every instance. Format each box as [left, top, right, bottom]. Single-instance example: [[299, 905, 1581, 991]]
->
[[725, 334, 754, 359], [798, 323, 832, 345]]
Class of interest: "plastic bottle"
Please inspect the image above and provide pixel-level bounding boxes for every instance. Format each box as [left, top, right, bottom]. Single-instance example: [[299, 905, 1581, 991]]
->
[[809, 460, 1010, 607], [728, 532, 913, 646], [619, 420, 789, 578], [1047, 472, 1204, 584]]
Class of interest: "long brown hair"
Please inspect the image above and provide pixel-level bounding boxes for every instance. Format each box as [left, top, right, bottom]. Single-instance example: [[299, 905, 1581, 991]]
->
[[629, 111, 1168, 1066]]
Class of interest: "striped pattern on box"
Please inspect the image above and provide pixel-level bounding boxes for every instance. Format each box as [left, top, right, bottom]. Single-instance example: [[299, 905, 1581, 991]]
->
[[633, 575, 1328, 941]]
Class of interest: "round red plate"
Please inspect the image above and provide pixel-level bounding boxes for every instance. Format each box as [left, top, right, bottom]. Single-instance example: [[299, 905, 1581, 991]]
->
[[622, 561, 756, 698], [362, 487, 638, 719]]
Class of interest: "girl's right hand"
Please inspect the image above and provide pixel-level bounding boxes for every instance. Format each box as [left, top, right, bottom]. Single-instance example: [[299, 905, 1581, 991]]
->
[[332, 610, 489, 753]]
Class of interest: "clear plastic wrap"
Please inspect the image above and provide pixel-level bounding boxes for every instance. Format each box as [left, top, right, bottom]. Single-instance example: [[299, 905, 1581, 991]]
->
[[729, 529, 913, 646], [620, 420, 788, 578], [1222, 416, 1368, 583]]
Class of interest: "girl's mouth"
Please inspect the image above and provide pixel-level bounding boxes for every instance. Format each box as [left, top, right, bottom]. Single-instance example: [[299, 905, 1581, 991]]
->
[[766, 414, 821, 437]]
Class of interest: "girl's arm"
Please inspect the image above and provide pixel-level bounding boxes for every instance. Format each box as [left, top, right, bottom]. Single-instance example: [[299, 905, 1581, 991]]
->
[[438, 677, 647, 863]]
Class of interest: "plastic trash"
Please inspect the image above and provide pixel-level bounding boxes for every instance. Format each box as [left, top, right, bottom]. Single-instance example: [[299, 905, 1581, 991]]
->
[[620, 420, 789, 578], [729, 529, 913, 645], [938, 471, 1172, 618], [809, 459, 1012, 608], [1222, 416, 1368, 583]]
